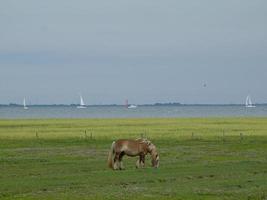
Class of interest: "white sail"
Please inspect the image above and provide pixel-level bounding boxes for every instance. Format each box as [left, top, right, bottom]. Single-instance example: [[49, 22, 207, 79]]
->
[[245, 95, 256, 108], [77, 95, 86, 108], [245, 96, 249, 106], [80, 96, 85, 106], [23, 98, 28, 109]]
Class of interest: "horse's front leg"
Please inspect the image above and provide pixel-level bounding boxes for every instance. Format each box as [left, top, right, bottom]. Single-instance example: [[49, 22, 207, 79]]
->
[[136, 154, 145, 169], [140, 154, 145, 168], [119, 152, 125, 170], [113, 153, 120, 170]]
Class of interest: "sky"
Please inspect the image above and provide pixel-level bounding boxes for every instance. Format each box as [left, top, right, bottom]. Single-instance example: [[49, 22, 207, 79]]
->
[[0, 0, 267, 105]]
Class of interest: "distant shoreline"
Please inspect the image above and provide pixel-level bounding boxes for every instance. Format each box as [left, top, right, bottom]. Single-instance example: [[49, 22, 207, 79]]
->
[[1, 103, 266, 107]]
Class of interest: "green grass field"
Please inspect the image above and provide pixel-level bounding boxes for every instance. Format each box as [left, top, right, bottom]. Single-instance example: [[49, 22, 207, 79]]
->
[[0, 118, 267, 200]]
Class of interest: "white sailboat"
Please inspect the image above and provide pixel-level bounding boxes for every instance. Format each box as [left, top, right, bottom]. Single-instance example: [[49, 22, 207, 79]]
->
[[23, 98, 28, 110], [128, 104, 137, 109], [77, 95, 86, 109], [125, 99, 137, 109], [245, 95, 256, 108]]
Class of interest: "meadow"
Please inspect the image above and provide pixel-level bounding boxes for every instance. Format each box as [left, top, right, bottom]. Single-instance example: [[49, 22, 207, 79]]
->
[[0, 118, 267, 200]]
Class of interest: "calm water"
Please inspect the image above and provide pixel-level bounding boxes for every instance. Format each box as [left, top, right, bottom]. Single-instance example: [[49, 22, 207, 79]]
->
[[1, 105, 267, 119]]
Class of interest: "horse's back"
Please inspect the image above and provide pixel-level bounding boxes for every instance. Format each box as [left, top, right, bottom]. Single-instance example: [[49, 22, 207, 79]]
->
[[114, 139, 141, 156]]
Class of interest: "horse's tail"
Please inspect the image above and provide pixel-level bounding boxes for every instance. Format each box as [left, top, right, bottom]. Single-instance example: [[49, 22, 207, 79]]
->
[[107, 141, 115, 169]]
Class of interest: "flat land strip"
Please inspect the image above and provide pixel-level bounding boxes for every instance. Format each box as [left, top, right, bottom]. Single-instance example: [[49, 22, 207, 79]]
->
[[0, 118, 266, 199]]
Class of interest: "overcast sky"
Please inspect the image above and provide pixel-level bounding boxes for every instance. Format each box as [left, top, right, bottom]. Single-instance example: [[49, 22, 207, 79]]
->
[[0, 0, 266, 105]]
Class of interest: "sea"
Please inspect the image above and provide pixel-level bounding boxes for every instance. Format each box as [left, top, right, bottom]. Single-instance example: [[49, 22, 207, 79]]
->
[[1, 105, 267, 119]]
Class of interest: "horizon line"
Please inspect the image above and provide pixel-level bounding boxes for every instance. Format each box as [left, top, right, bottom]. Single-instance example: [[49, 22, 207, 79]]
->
[[1, 103, 266, 106]]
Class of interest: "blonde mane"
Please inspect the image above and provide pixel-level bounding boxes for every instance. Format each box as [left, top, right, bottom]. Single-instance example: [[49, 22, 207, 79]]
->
[[136, 138, 151, 145]]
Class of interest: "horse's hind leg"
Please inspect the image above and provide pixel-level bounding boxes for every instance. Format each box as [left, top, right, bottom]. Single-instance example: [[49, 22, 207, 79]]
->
[[119, 152, 125, 170], [136, 158, 140, 168]]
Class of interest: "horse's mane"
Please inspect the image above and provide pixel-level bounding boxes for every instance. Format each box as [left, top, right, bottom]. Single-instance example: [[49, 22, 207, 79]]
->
[[136, 138, 152, 145]]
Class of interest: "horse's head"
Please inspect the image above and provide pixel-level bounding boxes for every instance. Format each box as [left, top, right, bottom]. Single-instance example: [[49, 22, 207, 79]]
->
[[148, 143, 159, 168]]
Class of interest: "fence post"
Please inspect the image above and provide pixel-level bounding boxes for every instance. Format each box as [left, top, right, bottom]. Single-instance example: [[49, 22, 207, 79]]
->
[[84, 130, 87, 140], [240, 133, 243, 141]]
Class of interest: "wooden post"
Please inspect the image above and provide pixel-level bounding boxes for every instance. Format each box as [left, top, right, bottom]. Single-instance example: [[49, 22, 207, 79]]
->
[[240, 133, 243, 141], [191, 132, 194, 139], [84, 130, 87, 139]]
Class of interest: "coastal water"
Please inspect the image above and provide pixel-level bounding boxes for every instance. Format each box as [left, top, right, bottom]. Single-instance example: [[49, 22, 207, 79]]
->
[[1, 105, 267, 119]]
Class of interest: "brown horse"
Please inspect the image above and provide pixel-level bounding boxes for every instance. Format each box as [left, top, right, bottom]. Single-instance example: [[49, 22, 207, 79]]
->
[[107, 138, 159, 170]]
